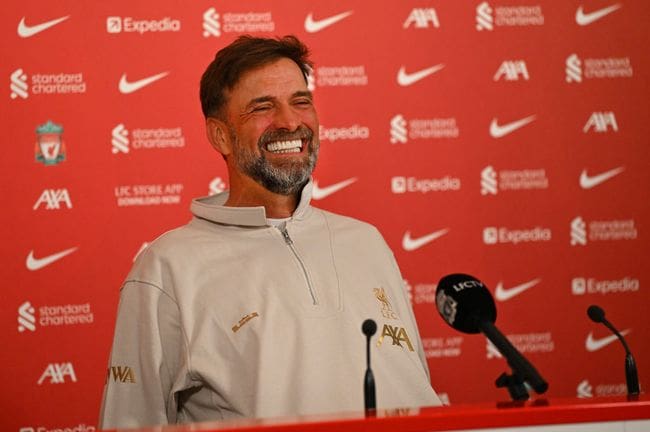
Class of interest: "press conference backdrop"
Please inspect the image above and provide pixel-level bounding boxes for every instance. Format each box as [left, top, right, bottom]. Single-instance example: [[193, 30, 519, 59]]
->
[[2, 1, 649, 431]]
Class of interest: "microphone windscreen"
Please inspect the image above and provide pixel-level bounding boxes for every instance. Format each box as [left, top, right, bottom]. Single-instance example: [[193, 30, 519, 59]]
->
[[587, 305, 606, 323], [436, 273, 497, 334], [362, 319, 377, 337]]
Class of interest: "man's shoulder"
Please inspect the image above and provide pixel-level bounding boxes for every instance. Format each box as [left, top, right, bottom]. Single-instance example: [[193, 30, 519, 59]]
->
[[310, 207, 384, 240]]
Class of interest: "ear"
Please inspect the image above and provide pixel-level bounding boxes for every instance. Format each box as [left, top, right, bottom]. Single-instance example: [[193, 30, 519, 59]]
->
[[206, 117, 232, 156]]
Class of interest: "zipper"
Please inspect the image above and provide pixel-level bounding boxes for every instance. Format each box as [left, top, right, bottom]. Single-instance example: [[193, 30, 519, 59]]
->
[[278, 224, 318, 305]]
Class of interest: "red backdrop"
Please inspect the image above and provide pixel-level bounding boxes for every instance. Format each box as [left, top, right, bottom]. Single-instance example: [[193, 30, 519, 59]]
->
[[2, 1, 649, 431]]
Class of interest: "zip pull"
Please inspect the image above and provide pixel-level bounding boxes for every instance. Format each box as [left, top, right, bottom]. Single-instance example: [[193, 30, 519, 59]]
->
[[279, 224, 293, 245]]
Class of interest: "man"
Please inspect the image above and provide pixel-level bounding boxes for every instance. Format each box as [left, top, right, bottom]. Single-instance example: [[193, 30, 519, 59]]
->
[[99, 35, 442, 429]]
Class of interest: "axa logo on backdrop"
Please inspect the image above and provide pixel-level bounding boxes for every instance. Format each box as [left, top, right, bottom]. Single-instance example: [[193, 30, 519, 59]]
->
[[571, 276, 639, 296], [584, 111, 618, 132], [494, 60, 529, 81], [38, 362, 77, 385], [404, 8, 440, 28], [10, 68, 86, 99], [106, 16, 180, 34], [203, 7, 274, 37], [33, 189, 72, 210]]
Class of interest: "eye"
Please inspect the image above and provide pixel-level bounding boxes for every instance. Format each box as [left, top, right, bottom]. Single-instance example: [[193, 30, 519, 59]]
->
[[294, 98, 312, 107], [251, 104, 271, 113]]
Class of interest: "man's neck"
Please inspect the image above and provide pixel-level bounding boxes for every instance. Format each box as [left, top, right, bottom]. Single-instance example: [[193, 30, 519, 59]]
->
[[224, 175, 299, 218]]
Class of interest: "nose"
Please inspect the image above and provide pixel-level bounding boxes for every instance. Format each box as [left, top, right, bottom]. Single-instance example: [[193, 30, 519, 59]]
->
[[272, 103, 301, 131]]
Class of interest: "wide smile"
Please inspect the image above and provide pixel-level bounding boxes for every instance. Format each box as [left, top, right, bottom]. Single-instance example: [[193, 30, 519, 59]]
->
[[265, 138, 305, 155]]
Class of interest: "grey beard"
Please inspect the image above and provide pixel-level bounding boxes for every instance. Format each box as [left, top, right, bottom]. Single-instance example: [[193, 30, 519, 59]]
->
[[232, 126, 318, 195]]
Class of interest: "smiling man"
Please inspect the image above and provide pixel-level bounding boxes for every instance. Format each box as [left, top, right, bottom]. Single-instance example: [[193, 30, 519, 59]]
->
[[99, 35, 441, 429]]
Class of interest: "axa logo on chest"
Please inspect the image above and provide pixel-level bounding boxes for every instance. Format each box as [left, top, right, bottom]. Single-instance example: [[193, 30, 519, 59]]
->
[[17, 301, 94, 332]]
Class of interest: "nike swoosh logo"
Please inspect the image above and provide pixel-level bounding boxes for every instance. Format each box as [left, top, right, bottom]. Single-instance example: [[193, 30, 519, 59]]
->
[[576, 4, 622, 26], [26, 247, 78, 271], [397, 64, 445, 86], [579, 166, 624, 189], [489, 115, 536, 138], [586, 329, 630, 352], [118, 72, 169, 94], [402, 229, 449, 251], [18, 15, 69, 38], [304, 11, 353, 33], [495, 278, 541, 301], [312, 177, 357, 200]]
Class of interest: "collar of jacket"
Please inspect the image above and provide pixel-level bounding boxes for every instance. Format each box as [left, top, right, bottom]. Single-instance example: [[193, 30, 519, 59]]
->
[[190, 178, 314, 227]]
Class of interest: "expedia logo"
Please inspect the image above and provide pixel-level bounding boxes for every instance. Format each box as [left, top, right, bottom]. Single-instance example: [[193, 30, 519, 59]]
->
[[377, 324, 414, 351], [106, 16, 181, 34], [107, 365, 137, 383]]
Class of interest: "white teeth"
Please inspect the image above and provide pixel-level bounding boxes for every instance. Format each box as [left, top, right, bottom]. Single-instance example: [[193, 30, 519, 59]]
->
[[266, 139, 302, 153]]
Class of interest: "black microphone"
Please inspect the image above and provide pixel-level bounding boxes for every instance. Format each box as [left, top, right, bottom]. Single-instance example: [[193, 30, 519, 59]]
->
[[587, 305, 640, 395], [436, 274, 548, 399], [361, 319, 377, 416]]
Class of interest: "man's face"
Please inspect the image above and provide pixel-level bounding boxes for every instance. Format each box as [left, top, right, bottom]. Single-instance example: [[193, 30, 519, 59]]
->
[[223, 57, 319, 195]]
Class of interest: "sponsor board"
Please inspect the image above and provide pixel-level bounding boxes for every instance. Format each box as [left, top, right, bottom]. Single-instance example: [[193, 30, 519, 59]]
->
[[107, 16, 181, 34], [570, 216, 637, 246], [483, 226, 552, 245], [10, 68, 86, 99], [404, 280, 437, 304], [566, 54, 633, 83], [476, 2, 544, 31], [392, 176, 461, 194], [18, 301, 94, 332], [111, 123, 185, 154], [38, 362, 77, 384], [319, 124, 369, 142], [571, 276, 639, 295], [390, 114, 459, 143], [114, 183, 184, 207], [209, 177, 227, 195], [481, 165, 548, 195], [487, 332, 554, 358]]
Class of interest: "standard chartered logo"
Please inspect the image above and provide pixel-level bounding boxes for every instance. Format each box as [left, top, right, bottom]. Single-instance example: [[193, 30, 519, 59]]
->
[[566, 54, 582, 83], [111, 124, 130, 154], [18, 301, 36, 332], [203, 7, 220, 37], [390, 114, 408, 144], [480, 166, 498, 195], [570, 216, 587, 246], [10, 68, 29, 99], [476, 2, 494, 31]]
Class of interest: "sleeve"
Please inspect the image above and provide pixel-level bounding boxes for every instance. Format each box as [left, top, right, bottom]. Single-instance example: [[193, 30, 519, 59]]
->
[[98, 280, 187, 429]]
